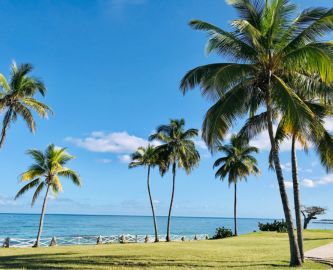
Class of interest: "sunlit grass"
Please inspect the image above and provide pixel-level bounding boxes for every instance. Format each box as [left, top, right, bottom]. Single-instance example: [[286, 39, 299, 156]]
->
[[0, 230, 332, 269]]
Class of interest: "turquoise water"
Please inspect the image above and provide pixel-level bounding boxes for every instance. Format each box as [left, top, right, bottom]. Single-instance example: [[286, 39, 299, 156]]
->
[[0, 213, 331, 239]]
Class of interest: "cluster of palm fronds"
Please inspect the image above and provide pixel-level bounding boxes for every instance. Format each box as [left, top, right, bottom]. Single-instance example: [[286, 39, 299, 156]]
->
[[0, 62, 51, 148]]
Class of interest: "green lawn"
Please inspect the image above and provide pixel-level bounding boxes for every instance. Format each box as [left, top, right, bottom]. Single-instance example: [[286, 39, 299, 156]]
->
[[0, 230, 332, 269]]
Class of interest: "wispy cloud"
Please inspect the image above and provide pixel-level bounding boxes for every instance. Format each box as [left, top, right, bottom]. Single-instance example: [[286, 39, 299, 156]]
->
[[302, 174, 333, 188], [118, 154, 131, 163], [66, 131, 149, 154], [284, 181, 293, 189], [250, 127, 306, 152], [281, 162, 292, 172], [97, 158, 112, 164], [0, 195, 18, 206], [99, 0, 147, 19], [194, 139, 208, 150]]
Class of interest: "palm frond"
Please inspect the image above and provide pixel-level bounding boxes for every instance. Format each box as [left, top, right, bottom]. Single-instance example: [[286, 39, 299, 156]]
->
[[31, 182, 45, 206], [15, 178, 40, 200], [57, 169, 81, 186]]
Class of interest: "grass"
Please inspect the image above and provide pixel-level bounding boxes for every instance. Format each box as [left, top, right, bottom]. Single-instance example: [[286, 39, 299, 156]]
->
[[0, 230, 332, 269]]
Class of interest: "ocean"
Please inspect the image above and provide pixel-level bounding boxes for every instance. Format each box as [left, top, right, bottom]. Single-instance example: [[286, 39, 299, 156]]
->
[[0, 213, 332, 239]]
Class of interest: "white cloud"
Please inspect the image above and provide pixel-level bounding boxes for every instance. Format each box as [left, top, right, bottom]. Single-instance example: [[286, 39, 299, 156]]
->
[[284, 181, 293, 189], [281, 162, 292, 172], [97, 158, 112, 164], [303, 178, 316, 188], [194, 139, 208, 150], [66, 131, 149, 154], [0, 195, 18, 206], [302, 174, 333, 188], [249, 126, 308, 152], [118, 154, 131, 163], [318, 174, 333, 185], [311, 161, 319, 167]]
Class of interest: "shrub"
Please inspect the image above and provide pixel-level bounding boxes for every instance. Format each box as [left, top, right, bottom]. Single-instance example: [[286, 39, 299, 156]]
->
[[211, 227, 233, 239], [258, 220, 287, 233]]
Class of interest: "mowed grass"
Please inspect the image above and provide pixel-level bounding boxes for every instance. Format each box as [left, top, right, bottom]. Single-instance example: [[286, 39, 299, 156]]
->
[[0, 230, 333, 269]]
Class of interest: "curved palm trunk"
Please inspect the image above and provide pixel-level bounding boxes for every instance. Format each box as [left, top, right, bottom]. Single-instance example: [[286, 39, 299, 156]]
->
[[266, 93, 301, 266], [166, 162, 176, 242], [0, 109, 12, 149], [291, 134, 304, 262], [34, 184, 50, 247], [147, 165, 159, 242], [234, 182, 238, 236]]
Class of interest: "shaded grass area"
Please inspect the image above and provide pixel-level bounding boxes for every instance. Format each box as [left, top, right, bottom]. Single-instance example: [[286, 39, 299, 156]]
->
[[0, 230, 332, 269]]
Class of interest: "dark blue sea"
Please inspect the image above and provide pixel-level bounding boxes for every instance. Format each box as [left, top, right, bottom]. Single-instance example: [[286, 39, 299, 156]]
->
[[0, 213, 332, 239]]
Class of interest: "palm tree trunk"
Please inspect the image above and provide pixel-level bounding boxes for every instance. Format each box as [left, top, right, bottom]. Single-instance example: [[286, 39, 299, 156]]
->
[[0, 109, 12, 149], [234, 182, 238, 236], [291, 134, 304, 262], [166, 162, 176, 242], [266, 92, 301, 266], [147, 165, 159, 242], [34, 184, 50, 247]]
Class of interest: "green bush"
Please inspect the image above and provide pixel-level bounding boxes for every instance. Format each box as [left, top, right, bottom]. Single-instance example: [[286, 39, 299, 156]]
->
[[258, 220, 287, 233], [211, 227, 233, 239]]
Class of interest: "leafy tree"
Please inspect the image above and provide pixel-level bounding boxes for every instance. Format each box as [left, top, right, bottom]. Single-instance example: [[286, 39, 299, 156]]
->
[[301, 206, 327, 229], [180, 0, 333, 266], [129, 144, 166, 242], [213, 134, 259, 236], [0, 62, 52, 149], [15, 144, 81, 247], [149, 119, 200, 242]]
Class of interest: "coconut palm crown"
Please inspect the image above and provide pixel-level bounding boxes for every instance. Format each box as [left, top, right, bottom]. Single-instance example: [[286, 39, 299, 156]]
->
[[129, 144, 167, 175], [0, 62, 52, 149], [149, 119, 200, 173], [213, 134, 260, 185]]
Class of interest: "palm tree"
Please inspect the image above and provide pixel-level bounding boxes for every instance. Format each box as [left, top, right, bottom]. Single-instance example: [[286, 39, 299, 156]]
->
[[180, 0, 333, 266], [213, 134, 260, 236], [149, 119, 200, 242], [129, 144, 166, 242], [268, 100, 333, 262], [15, 144, 81, 247], [0, 62, 52, 149]]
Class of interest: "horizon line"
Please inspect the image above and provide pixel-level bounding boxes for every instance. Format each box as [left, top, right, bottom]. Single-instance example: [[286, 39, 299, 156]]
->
[[0, 212, 284, 220]]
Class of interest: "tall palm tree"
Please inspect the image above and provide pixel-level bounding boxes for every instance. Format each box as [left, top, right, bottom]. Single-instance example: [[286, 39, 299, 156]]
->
[[0, 62, 52, 149], [15, 144, 81, 247], [268, 100, 333, 262], [129, 144, 166, 242], [149, 119, 200, 242], [180, 0, 333, 266], [213, 134, 260, 236], [239, 93, 333, 261]]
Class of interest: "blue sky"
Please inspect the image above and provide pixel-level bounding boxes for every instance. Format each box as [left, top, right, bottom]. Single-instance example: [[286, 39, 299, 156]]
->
[[0, 0, 332, 219]]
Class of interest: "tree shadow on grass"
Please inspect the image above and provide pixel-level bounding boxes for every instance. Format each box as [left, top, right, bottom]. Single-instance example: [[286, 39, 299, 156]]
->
[[304, 237, 333, 241], [0, 253, 292, 269]]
